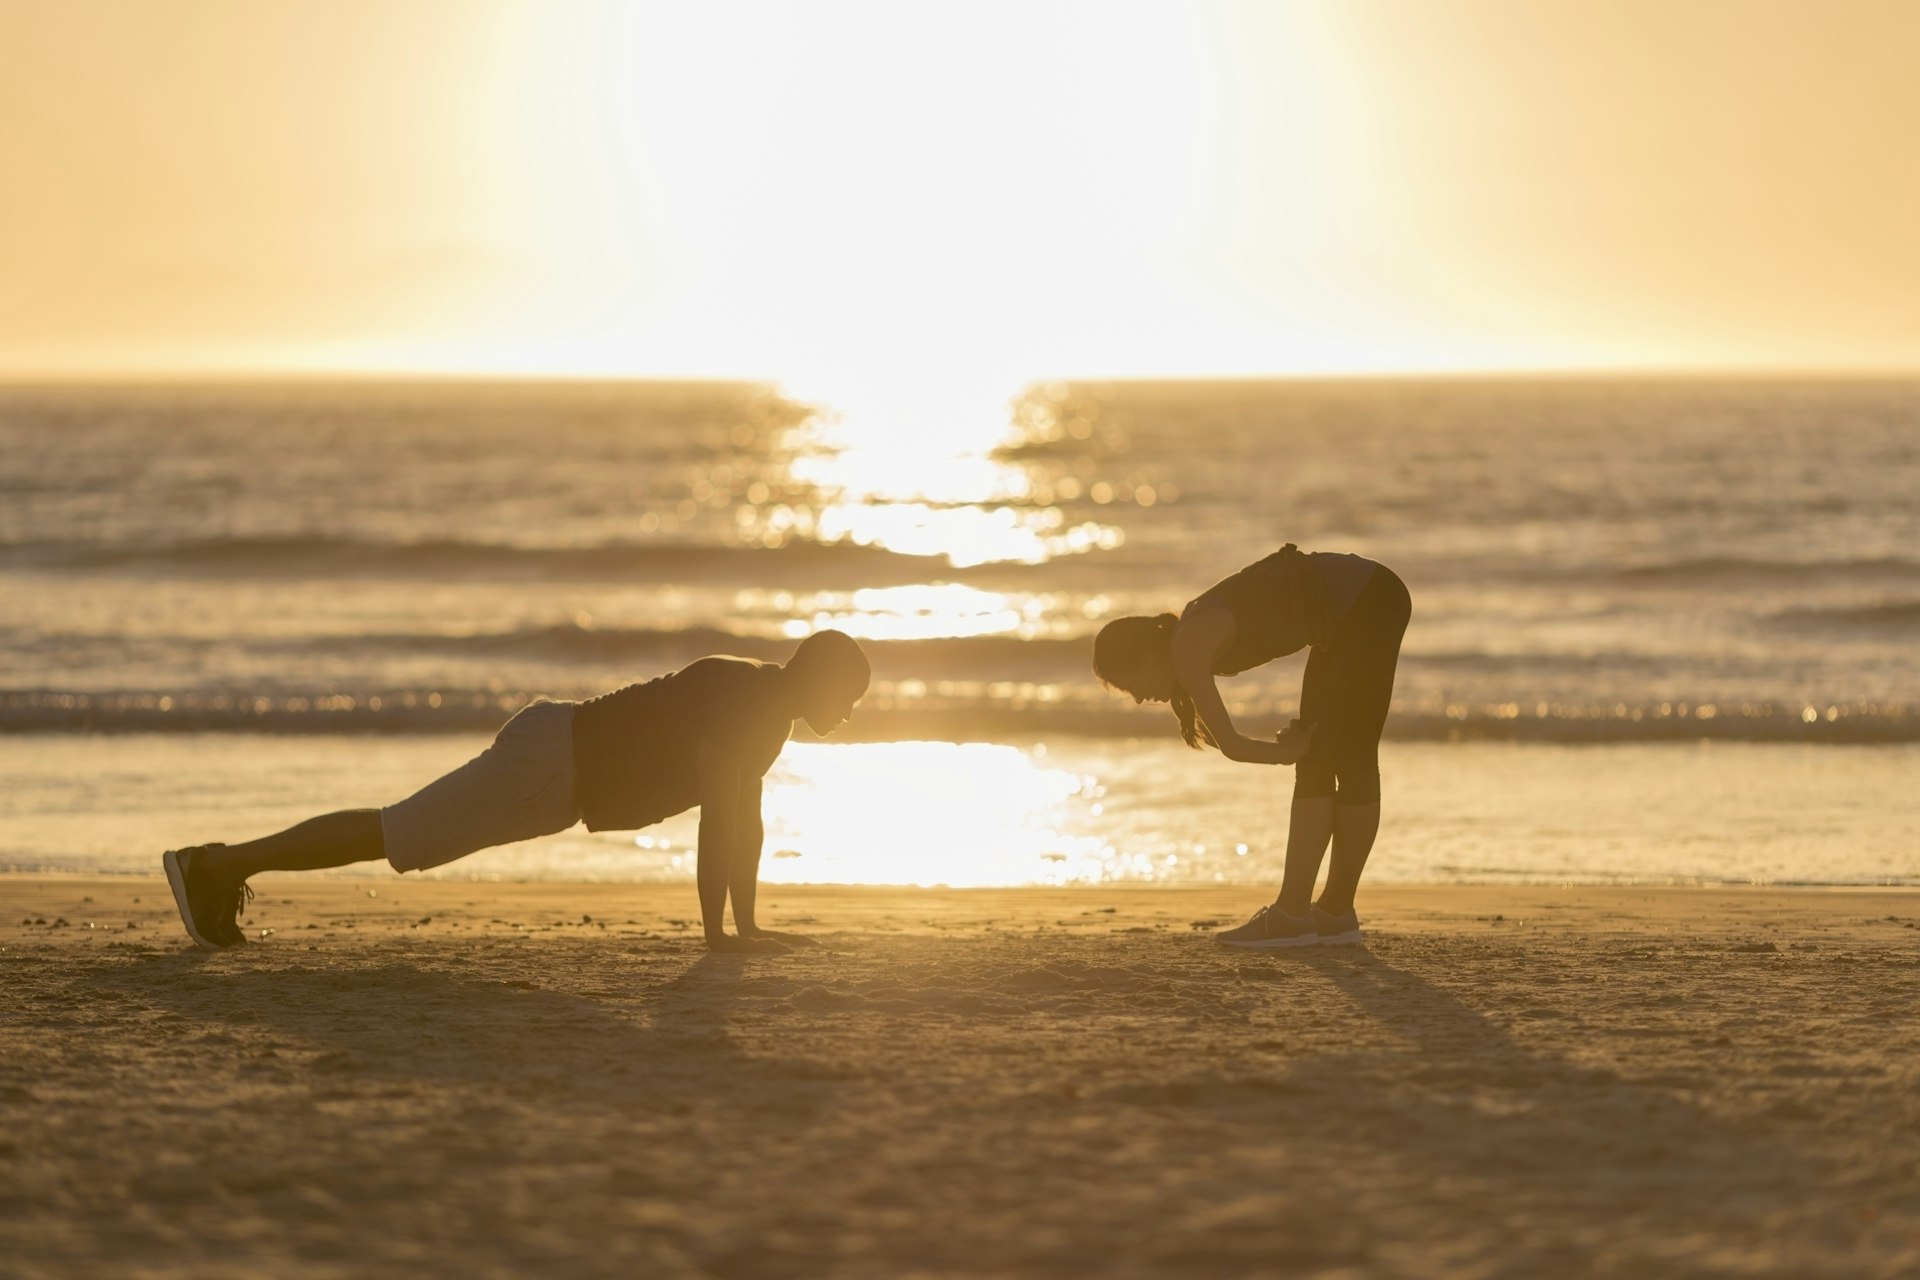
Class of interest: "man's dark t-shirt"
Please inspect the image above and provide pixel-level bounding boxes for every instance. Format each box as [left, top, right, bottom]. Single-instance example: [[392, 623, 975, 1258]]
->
[[570, 657, 792, 832]]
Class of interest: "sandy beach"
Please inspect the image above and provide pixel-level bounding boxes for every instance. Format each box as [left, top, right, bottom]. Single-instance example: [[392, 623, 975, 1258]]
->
[[4, 877, 1916, 1278]]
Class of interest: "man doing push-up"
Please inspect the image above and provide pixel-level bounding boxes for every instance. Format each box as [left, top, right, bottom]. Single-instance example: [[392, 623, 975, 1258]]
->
[[163, 630, 871, 954]]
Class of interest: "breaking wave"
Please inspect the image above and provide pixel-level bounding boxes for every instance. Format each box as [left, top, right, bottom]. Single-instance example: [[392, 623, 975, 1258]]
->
[[0, 535, 1016, 586], [3, 688, 1910, 744], [1609, 556, 1920, 584]]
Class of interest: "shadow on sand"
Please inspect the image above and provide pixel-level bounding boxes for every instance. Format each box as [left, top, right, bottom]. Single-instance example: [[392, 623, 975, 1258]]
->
[[86, 945, 833, 1122], [1200, 943, 1832, 1261]]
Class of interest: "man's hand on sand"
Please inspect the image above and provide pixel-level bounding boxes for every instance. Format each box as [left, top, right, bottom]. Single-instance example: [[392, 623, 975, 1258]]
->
[[706, 933, 789, 954]]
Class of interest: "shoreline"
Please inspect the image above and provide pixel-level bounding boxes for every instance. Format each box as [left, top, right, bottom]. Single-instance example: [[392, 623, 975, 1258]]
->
[[3, 694, 1914, 744], [8, 738, 1920, 892], [9, 871, 1920, 899], [9, 877, 1920, 938]]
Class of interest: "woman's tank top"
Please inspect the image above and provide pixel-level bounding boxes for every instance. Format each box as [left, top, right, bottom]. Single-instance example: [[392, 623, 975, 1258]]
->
[[1180, 544, 1371, 675]]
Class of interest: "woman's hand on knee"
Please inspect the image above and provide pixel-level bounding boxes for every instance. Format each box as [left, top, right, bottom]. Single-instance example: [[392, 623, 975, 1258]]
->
[[1274, 719, 1318, 765]]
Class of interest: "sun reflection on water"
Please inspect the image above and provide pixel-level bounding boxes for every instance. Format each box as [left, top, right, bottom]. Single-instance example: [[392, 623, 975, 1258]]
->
[[727, 585, 1085, 642], [741, 741, 1119, 887], [746, 378, 1124, 569], [779, 584, 1021, 641], [812, 500, 1120, 568]]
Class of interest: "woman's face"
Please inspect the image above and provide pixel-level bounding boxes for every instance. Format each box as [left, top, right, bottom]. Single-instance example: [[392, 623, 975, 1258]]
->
[[1113, 650, 1176, 704]]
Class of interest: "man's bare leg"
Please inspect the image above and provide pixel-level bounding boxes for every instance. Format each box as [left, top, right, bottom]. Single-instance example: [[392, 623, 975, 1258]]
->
[[197, 809, 385, 879]]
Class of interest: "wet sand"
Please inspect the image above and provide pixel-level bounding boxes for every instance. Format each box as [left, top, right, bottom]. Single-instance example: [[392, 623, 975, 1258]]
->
[[4, 878, 1918, 1277]]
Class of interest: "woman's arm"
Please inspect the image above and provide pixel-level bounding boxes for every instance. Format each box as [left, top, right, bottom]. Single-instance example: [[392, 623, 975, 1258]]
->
[[1171, 610, 1292, 764]]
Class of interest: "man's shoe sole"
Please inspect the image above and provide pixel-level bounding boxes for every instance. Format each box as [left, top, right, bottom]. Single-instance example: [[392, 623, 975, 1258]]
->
[[1315, 928, 1365, 946], [162, 849, 225, 951]]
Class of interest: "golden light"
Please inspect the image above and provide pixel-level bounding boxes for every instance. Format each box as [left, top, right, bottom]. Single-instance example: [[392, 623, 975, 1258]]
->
[[782, 584, 1019, 642], [763, 374, 1125, 568], [751, 741, 1119, 888], [6, 3, 1917, 376]]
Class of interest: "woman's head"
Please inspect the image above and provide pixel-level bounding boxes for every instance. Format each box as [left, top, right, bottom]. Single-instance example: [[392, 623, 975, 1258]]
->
[[1093, 614, 1176, 703], [1093, 614, 1213, 749]]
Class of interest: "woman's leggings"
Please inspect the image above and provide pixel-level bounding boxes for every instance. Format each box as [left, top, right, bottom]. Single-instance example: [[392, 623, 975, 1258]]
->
[[1294, 565, 1411, 806]]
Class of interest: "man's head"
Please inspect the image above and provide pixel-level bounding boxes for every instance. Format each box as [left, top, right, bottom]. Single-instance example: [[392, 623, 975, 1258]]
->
[[785, 629, 871, 734]]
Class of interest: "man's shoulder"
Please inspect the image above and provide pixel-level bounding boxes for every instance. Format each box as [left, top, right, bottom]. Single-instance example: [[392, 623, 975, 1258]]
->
[[682, 657, 790, 767], [675, 655, 790, 719], [675, 654, 772, 692], [579, 656, 767, 724]]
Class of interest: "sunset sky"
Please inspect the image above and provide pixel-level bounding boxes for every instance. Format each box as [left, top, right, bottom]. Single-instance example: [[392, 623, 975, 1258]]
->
[[2, 0, 1916, 383]]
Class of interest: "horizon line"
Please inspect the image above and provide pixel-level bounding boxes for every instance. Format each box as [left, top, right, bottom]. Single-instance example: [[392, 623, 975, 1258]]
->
[[4, 361, 1920, 390]]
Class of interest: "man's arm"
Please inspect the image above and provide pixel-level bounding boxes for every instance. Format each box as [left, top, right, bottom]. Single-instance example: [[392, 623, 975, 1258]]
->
[[727, 774, 764, 935], [731, 775, 818, 946], [695, 740, 782, 952]]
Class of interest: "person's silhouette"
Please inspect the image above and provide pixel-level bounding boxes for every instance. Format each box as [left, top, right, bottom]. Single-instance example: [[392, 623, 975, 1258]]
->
[[1094, 545, 1410, 948], [163, 630, 871, 954]]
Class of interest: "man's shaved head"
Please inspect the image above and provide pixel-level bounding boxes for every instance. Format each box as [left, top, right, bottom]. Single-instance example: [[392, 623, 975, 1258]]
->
[[787, 629, 870, 734], [790, 628, 870, 690]]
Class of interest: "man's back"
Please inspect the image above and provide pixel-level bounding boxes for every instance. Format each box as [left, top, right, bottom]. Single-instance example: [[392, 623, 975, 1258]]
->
[[570, 656, 791, 832]]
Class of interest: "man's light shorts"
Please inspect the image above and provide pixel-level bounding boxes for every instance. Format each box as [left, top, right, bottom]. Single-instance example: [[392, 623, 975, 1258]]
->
[[381, 699, 582, 873]]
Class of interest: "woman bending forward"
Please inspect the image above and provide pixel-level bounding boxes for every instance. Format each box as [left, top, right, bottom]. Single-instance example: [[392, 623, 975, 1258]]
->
[[1093, 544, 1411, 948]]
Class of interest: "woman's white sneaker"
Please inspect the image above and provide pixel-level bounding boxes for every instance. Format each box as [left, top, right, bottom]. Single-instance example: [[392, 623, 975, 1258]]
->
[[1310, 903, 1365, 945]]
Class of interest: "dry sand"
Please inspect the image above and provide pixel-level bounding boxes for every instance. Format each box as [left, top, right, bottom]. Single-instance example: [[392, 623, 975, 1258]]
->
[[4, 877, 1918, 1278]]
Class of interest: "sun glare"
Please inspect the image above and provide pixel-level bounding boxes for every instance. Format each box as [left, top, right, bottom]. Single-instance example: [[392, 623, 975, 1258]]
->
[[764, 376, 1125, 569], [745, 741, 1117, 888], [8, 3, 1918, 376], [780, 584, 1019, 642]]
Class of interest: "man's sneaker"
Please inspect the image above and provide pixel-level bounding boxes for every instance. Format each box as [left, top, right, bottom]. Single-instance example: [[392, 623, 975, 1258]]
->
[[1215, 903, 1319, 949], [162, 845, 250, 949], [1311, 903, 1365, 946]]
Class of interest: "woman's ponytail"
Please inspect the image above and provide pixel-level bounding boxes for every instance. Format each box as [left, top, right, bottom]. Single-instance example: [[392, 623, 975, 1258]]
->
[[1169, 682, 1216, 751]]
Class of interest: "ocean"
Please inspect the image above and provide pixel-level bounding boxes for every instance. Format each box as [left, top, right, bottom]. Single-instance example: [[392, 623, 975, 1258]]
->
[[3, 377, 1916, 886]]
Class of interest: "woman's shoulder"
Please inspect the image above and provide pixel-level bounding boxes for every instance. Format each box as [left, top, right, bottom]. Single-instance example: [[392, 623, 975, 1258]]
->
[[1178, 592, 1232, 623], [1171, 598, 1235, 661]]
